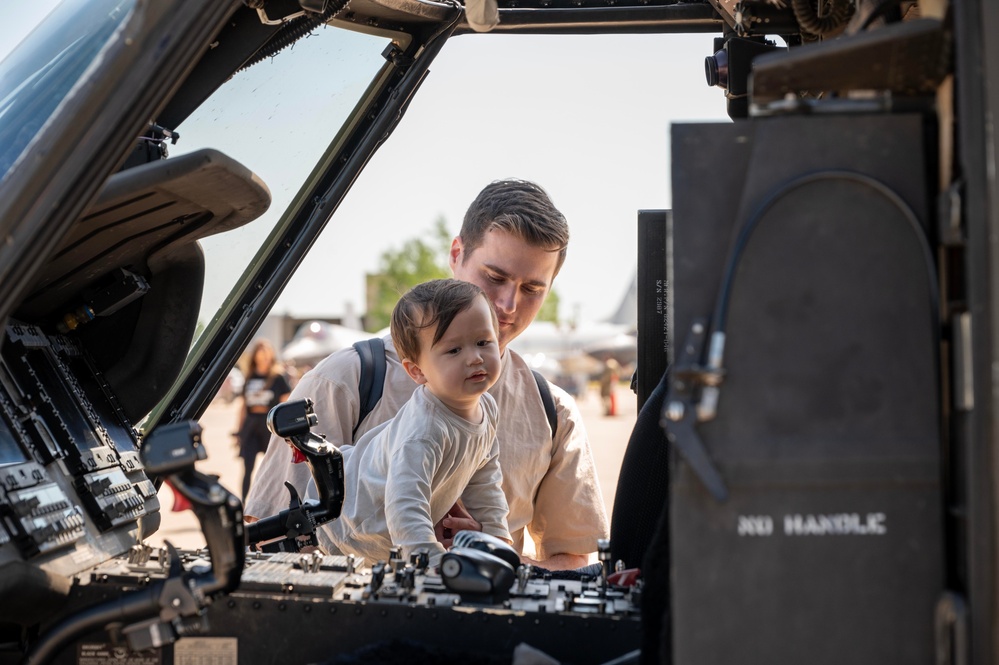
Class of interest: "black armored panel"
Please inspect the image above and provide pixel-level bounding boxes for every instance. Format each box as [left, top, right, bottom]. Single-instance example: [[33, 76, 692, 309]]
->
[[667, 114, 942, 664]]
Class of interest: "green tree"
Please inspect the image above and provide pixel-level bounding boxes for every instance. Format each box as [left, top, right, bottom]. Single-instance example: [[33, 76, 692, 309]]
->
[[537, 288, 559, 323], [365, 217, 452, 331], [364, 216, 562, 329]]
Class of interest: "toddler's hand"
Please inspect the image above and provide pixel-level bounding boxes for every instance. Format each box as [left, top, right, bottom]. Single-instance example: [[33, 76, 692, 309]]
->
[[434, 502, 482, 548]]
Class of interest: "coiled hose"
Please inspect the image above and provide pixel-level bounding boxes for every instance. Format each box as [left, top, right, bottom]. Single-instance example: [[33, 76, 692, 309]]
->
[[791, 0, 855, 36], [239, 0, 350, 73]]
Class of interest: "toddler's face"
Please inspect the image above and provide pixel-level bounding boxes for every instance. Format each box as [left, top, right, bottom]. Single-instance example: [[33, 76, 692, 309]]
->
[[412, 295, 501, 414]]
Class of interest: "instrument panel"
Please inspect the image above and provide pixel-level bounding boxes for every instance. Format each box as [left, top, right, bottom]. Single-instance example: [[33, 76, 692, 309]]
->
[[58, 549, 642, 664], [0, 322, 160, 577]]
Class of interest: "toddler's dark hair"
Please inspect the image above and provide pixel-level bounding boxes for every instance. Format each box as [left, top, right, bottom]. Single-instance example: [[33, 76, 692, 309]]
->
[[391, 279, 495, 362]]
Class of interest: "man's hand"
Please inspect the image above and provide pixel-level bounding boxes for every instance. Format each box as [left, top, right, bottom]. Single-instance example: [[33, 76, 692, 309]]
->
[[521, 552, 590, 571], [434, 501, 482, 548]]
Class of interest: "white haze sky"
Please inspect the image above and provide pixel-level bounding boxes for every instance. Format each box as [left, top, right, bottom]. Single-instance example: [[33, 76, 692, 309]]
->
[[272, 30, 731, 324]]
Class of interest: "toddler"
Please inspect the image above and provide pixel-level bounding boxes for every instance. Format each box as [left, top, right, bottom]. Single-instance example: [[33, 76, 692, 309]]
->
[[316, 279, 511, 564]]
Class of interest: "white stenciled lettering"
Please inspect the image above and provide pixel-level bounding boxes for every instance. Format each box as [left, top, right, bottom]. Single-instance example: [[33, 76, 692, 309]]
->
[[783, 512, 888, 536], [864, 512, 887, 535], [737, 515, 774, 536]]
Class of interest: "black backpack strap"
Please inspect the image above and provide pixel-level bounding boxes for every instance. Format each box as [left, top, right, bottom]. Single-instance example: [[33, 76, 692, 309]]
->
[[532, 369, 558, 441], [352, 337, 386, 439]]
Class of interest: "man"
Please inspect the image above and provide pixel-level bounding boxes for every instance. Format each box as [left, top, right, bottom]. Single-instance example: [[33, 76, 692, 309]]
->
[[245, 179, 608, 569]]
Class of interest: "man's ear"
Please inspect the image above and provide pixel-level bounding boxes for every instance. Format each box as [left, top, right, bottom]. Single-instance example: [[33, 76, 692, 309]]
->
[[402, 358, 428, 385], [448, 237, 463, 272]]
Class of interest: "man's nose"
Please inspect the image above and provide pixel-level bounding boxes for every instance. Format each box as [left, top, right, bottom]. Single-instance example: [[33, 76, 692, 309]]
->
[[492, 284, 517, 314]]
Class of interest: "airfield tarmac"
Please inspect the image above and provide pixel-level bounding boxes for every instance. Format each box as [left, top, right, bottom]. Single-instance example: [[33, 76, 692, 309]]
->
[[147, 384, 637, 552]]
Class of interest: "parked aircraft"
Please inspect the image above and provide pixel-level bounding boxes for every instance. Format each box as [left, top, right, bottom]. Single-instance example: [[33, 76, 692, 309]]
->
[[280, 320, 376, 368]]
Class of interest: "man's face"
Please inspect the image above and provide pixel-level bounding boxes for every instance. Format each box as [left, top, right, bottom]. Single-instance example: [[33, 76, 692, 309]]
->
[[402, 295, 502, 417], [450, 228, 559, 351]]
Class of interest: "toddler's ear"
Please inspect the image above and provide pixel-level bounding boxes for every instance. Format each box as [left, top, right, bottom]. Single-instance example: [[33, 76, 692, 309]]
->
[[402, 358, 428, 385]]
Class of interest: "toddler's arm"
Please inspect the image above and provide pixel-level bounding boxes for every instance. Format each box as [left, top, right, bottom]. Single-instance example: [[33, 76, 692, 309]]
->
[[384, 441, 447, 562], [460, 448, 512, 544]]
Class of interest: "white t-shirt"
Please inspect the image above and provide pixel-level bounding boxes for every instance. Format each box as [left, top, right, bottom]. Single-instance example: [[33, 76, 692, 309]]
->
[[245, 336, 609, 559], [315, 385, 509, 564]]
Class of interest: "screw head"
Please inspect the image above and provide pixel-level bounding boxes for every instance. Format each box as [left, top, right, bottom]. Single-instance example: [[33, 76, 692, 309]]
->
[[666, 401, 685, 422]]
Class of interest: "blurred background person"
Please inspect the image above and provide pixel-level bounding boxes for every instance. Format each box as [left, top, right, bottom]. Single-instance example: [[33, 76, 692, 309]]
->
[[598, 358, 621, 417], [234, 339, 291, 501]]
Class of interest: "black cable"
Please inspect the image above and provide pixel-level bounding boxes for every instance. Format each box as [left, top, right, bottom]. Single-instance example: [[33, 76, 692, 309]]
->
[[712, 170, 939, 336], [423, 0, 464, 46], [22, 588, 160, 665], [857, 0, 905, 32]]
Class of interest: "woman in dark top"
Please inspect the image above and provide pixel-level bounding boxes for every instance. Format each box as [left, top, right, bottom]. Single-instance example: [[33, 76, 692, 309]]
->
[[236, 339, 291, 501]]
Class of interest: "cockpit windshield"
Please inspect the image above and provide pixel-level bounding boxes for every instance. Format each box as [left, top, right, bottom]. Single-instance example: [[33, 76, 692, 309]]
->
[[169, 26, 391, 348], [0, 0, 136, 182]]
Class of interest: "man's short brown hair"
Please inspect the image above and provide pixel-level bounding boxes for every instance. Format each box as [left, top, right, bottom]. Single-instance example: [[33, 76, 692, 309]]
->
[[391, 279, 497, 362], [459, 179, 570, 277]]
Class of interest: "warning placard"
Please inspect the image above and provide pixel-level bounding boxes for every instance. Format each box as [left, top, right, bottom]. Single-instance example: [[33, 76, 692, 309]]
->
[[173, 638, 238, 665]]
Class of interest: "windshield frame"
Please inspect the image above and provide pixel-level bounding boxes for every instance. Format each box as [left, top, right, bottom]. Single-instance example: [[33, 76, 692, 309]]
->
[[150, 18, 457, 427]]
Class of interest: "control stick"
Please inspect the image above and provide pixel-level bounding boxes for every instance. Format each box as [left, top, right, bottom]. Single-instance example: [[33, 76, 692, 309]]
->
[[441, 530, 520, 602], [245, 399, 344, 551]]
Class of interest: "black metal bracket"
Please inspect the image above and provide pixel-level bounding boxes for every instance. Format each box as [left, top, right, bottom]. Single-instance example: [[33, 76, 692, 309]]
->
[[661, 319, 729, 502]]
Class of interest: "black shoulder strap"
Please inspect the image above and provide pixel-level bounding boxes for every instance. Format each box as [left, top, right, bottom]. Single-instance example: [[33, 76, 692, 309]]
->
[[352, 337, 386, 439], [531, 369, 558, 440]]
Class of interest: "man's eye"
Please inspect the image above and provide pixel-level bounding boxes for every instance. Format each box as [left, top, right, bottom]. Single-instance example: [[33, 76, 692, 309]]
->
[[487, 274, 505, 284]]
